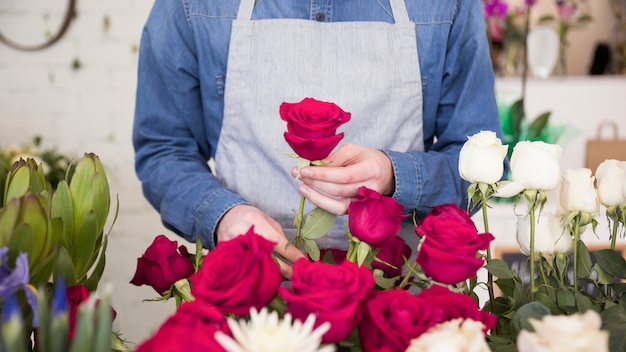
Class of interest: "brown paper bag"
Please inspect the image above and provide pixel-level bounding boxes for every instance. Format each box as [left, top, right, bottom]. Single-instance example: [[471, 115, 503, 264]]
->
[[585, 120, 626, 174]]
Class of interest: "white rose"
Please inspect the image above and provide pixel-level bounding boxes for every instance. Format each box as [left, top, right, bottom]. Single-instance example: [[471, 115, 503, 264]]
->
[[405, 319, 490, 352], [516, 210, 572, 257], [458, 130, 508, 184], [495, 141, 562, 198], [517, 311, 609, 352], [595, 159, 626, 207], [559, 168, 599, 215]]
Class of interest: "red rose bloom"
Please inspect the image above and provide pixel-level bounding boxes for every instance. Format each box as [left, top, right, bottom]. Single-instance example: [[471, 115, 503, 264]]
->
[[190, 227, 281, 316], [66, 285, 117, 341], [280, 97, 351, 161], [372, 236, 412, 280], [130, 234, 195, 295], [358, 289, 445, 352], [415, 203, 494, 284], [135, 300, 229, 352], [418, 285, 497, 332], [279, 258, 375, 343], [348, 186, 409, 247]]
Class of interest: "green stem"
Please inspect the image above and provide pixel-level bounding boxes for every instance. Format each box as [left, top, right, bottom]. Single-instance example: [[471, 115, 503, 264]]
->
[[294, 195, 306, 249], [480, 191, 497, 318], [573, 215, 581, 291], [529, 199, 537, 301], [538, 258, 550, 295], [610, 218, 618, 252]]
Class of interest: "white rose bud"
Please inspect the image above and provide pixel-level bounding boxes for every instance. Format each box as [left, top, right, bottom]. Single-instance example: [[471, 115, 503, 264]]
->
[[516, 210, 573, 257], [595, 159, 626, 208], [495, 141, 563, 198], [405, 319, 490, 352], [559, 168, 599, 216], [458, 130, 508, 184], [517, 311, 609, 352]]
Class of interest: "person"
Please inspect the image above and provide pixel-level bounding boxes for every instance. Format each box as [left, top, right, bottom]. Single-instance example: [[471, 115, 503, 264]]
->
[[132, 0, 504, 277]]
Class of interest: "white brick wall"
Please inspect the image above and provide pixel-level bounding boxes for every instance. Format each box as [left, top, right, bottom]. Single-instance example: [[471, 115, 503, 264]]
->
[[1, 0, 625, 348]]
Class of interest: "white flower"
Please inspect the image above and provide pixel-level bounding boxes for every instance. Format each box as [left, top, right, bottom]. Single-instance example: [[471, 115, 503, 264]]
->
[[496, 141, 562, 198], [405, 318, 490, 352], [516, 210, 572, 256], [559, 168, 598, 215], [517, 311, 609, 352], [595, 159, 626, 208], [458, 130, 508, 184], [214, 307, 334, 352]]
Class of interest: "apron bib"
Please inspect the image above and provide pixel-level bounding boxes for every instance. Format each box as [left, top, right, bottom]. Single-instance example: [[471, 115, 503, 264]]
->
[[216, 0, 424, 250]]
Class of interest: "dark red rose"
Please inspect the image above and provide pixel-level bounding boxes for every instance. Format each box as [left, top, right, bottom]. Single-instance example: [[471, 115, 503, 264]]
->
[[66, 285, 117, 341], [415, 204, 494, 284], [418, 285, 497, 332], [348, 187, 409, 247], [279, 258, 375, 343], [130, 234, 195, 295], [280, 97, 351, 161], [319, 248, 347, 264], [135, 300, 229, 352], [358, 289, 445, 352], [372, 236, 412, 280], [190, 227, 281, 316]]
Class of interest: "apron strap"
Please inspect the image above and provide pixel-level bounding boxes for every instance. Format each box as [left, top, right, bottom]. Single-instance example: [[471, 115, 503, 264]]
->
[[237, 0, 411, 23], [236, 0, 255, 20]]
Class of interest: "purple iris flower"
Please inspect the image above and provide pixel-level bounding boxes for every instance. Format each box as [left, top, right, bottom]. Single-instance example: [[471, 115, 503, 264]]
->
[[484, 0, 508, 19], [0, 247, 38, 327]]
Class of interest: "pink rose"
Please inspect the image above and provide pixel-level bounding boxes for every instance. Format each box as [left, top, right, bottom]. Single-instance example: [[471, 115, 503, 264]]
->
[[415, 204, 494, 284], [190, 227, 281, 316], [280, 97, 351, 161], [358, 289, 445, 351], [418, 285, 497, 332], [348, 186, 409, 247], [279, 258, 375, 343], [136, 301, 229, 352], [372, 236, 412, 280], [130, 234, 195, 295]]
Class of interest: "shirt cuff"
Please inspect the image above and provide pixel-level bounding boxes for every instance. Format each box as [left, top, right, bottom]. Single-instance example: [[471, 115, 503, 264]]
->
[[382, 149, 423, 212]]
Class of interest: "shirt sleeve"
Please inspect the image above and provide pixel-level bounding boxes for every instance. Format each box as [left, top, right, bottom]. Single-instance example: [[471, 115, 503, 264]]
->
[[385, 0, 504, 220], [132, 0, 247, 249]]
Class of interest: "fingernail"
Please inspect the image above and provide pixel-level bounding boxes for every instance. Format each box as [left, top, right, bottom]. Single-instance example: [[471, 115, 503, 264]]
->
[[300, 168, 313, 177], [299, 185, 310, 196]]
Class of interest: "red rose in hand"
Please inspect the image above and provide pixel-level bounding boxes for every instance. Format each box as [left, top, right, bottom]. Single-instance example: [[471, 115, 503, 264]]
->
[[280, 97, 351, 161], [415, 203, 494, 285], [358, 289, 445, 352], [130, 234, 195, 295], [418, 285, 497, 332], [66, 285, 117, 341], [348, 186, 409, 247], [136, 300, 229, 352], [190, 227, 281, 316], [372, 236, 412, 279], [279, 258, 375, 343]]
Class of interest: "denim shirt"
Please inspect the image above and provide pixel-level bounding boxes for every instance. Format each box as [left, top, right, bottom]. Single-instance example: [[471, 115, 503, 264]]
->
[[133, 0, 503, 248]]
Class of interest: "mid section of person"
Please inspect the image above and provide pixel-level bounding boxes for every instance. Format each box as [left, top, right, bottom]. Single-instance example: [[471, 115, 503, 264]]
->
[[133, 0, 504, 272]]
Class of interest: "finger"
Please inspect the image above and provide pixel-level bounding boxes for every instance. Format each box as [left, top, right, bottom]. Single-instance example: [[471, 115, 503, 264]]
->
[[299, 184, 351, 215], [273, 254, 293, 279]]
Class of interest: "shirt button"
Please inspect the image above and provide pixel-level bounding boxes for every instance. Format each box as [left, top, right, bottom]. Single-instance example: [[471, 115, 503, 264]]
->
[[315, 12, 325, 22]]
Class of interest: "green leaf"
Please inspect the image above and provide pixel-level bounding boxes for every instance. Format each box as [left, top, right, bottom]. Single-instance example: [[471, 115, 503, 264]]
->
[[594, 262, 615, 285], [574, 291, 595, 313], [301, 207, 336, 240], [69, 302, 95, 352], [356, 241, 371, 266], [511, 99, 525, 138], [556, 288, 576, 310], [52, 180, 74, 247], [72, 211, 99, 280], [510, 302, 551, 341], [527, 112, 551, 140], [373, 269, 398, 290], [576, 240, 593, 279], [4, 166, 30, 204], [94, 289, 112, 352], [21, 194, 50, 265], [30, 248, 60, 287], [53, 246, 77, 286], [0, 198, 19, 246], [83, 235, 108, 291], [303, 239, 320, 261], [486, 259, 515, 279], [594, 249, 626, 279], [601, 305, 626, 352]]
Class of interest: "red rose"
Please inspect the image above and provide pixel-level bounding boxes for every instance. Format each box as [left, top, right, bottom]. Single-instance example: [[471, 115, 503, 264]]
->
[[372, 236, 412, 280], [348, 186, 409, 247], [66, 285, 117, 341], [135, 300, 229, 352], [418, 285, 497, 332], [319, 248, 347, 264], [130, 234, 195, 295], [280, 97, 351, 161], [279, 258, 375, 343], [358, 289, 445, 352], [415, 203, 494, 284], [190, 227, 281, 316]]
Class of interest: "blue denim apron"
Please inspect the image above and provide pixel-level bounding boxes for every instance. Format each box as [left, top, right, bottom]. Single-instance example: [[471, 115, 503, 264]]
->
[[215, 0, 424, 250]]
